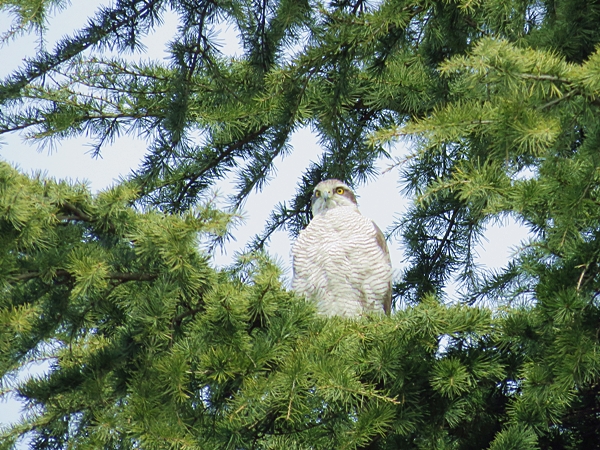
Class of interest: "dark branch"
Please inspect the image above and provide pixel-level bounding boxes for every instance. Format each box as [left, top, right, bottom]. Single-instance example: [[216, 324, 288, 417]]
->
[[61, 202, 92, 222], [430, 207, 461, 267], [13, 270, 157, 283], [170, 124, 271, 210], [172, 306, 204, 328], [0, 0, 165, 102]]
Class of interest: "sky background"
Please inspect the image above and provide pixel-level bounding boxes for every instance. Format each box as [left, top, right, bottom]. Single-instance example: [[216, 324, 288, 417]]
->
[[0, 1, 529, 436]]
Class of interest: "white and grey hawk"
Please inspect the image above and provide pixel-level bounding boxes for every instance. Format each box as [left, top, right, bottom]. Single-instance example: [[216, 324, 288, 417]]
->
[[291, 179, 392, 317]]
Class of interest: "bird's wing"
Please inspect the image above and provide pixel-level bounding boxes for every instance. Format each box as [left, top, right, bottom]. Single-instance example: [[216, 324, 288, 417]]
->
[[372, 222, 392, 314]]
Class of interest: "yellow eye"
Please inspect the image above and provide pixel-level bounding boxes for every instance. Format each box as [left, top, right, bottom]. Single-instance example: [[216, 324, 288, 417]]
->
[[315, 190, 321, 197], [336, 187, 344, 195]]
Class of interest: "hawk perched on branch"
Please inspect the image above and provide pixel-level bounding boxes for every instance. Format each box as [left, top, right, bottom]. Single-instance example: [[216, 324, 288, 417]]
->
[[291, 179, 392, 317]]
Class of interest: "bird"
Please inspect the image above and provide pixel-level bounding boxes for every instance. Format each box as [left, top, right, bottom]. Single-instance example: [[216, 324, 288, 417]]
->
[[291, 179, 392, 317]]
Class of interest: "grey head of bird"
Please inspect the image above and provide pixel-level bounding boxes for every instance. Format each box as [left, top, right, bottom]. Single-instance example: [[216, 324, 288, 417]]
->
[[311, 179, 358, 216]]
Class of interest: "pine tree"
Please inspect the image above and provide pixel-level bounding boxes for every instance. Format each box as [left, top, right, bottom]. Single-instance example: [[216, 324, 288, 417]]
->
[[3, 0, 600, 448], [0, 162, 512, 449]]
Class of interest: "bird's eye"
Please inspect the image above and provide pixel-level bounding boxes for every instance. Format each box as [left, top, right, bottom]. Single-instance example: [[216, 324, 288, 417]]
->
[[336, 187, 344, 195], [315, 190, 321, 197]]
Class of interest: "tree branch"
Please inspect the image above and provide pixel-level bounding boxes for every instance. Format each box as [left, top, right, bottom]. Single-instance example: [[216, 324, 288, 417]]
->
[[61, 202, 92, 222], [430, 207, 461, 267], [172, 306, 204, 328], [170, 124, 271, 210], [0, 0, 164, 102], [13, 270, 157, 283], [518, 73, 571, 83]]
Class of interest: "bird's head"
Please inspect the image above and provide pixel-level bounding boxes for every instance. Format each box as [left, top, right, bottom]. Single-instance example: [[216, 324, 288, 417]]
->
[[311, 179, 357, 216]]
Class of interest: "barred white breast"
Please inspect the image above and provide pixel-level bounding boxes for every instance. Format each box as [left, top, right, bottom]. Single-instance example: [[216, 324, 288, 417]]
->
[[291, 180, 392, 317]]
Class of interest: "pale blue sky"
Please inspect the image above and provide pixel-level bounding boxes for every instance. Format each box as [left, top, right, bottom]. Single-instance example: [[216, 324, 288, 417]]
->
[[0, 0, 528, 436]]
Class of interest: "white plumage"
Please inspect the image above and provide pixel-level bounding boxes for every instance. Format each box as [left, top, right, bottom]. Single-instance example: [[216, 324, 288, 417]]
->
[[291, 179, 392, 317]]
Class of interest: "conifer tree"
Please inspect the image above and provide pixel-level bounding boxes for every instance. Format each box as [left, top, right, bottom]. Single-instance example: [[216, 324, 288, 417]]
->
[[3, 0, 600, 448], [0, 161, 512, 449]]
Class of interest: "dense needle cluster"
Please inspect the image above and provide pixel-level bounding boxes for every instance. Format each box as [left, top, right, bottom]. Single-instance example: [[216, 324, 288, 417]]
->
[[2, 0, 600, 448]]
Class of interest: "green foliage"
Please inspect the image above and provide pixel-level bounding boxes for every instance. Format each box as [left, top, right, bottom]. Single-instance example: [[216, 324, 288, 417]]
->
[[0, 0, 67, 41], [0, 163, 515, 449], [386, 24, 600, 450], [4, 0, 600, 448]]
